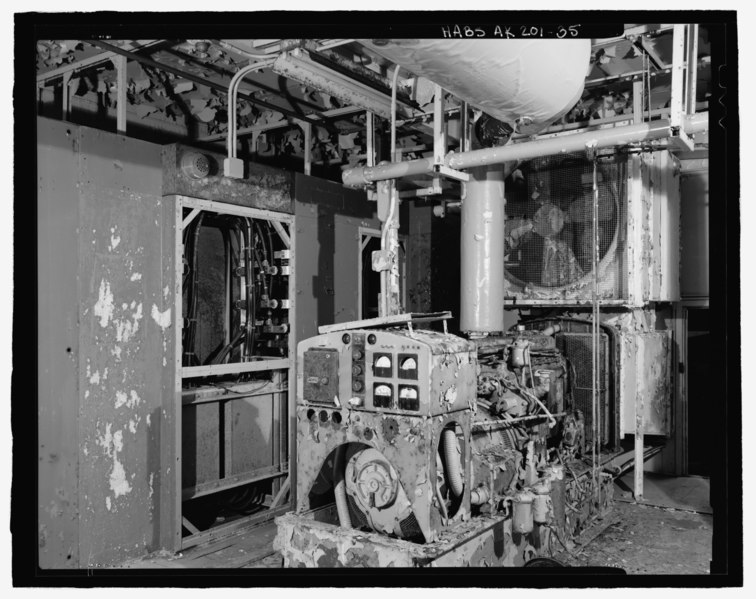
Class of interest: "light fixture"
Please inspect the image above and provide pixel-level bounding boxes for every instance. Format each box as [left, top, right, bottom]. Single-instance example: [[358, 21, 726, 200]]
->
[[272, 48, 414, 121]]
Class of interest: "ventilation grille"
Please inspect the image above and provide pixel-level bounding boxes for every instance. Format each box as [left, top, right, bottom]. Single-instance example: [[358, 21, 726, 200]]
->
[[557, 332, 610, 446], [504, 153, 628, 298]]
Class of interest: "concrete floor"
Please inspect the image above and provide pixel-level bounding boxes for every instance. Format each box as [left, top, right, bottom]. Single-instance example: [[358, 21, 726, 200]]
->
[[556, 473, 712, 574], [122, 474, 712, 573]]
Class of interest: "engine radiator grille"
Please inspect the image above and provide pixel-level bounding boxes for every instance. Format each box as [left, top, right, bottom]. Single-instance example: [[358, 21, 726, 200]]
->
[[557, 332, 611, 446]]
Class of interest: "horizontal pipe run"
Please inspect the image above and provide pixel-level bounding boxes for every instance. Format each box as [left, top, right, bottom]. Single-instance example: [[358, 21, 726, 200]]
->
[[344, 157, 436, 186], [342, 112, 708, 187]]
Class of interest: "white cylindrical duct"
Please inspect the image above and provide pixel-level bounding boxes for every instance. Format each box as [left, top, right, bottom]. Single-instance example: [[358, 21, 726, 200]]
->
[[360, 39, 591, 135], [460, 166, 505, 334]]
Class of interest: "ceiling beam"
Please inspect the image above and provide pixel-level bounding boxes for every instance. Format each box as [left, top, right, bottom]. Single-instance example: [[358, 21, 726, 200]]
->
[[36, 40, 163, 84], [87, 39, 328, 131], [198, 106, 365, 142]]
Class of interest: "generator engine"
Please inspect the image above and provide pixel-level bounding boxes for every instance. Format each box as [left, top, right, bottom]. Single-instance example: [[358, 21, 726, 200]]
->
[[294, 316, 599, 549]]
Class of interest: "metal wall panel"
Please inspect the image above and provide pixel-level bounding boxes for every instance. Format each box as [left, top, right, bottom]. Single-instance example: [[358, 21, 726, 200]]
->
[[36, 121, 179, 567], [37, 118, 81, 568], [679, 164, 709, 299], [293, 173, 378, 340], [620, 330, 673, 437]]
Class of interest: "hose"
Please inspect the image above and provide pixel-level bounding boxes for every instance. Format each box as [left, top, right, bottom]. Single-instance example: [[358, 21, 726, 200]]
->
[[442, 428, 464, 498], [333, 445, 352, 528]]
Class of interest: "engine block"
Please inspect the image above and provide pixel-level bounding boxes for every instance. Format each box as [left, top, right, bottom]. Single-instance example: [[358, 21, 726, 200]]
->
[[286, 318, 612, 564]]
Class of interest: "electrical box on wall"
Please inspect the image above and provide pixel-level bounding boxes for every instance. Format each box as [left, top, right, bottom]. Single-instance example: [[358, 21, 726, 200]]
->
[[618, 330, 673, 438], [502, 150, 680, 307]]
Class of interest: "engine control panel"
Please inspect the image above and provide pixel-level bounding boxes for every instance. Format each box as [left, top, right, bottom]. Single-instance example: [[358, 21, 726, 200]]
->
[[298, 327, 477, 417]]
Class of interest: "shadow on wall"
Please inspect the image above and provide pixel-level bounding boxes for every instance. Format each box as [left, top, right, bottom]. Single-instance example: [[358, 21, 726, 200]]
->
[[431, 212, 461, 333]]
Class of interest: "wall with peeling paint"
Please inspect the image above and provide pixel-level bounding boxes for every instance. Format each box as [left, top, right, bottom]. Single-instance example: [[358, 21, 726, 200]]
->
[[38, 118, 176, 567], [38, 119, 82, 568]]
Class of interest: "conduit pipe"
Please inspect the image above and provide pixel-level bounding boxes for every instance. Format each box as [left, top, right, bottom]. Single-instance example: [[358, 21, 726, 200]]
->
[[227, 58, 276, 161], [333, 445, 352, 528], [342, 113, 708, 187]]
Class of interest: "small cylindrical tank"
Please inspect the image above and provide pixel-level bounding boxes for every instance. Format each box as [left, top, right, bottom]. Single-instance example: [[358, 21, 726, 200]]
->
[[512, 490, 535, 534], [532, 480, 552, 524]]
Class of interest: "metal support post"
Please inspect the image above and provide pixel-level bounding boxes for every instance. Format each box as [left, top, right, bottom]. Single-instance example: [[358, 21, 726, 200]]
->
[[366, 111, 375, 167], [634, 338, 645, 501], [303, 122, 312, 176], [685, 24, 699, 115], [670, 24, 694, 150], [61, 71, 72, 121], [433, 84, 445, 165], [385, 184, 402, 316], [115, 54, 127, 133], [632, 80, 643, 125]]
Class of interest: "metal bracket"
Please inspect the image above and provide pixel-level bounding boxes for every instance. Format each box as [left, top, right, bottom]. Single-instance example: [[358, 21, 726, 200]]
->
[[271, 220, 291, 249], [435, 164, 470, 182], [398, 175, 443, 199]]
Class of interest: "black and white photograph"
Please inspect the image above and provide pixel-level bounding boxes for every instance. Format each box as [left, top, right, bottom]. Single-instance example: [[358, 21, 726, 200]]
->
[[11, 7, 742, 589]]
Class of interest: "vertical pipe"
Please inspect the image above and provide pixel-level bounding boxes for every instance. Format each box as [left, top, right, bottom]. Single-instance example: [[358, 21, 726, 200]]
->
[[366, 111, 375, 167], [685, 24, 699, 114], [460, 166, 505, 334], [303, 122, 312, 176], [433, 84, 445, 165]]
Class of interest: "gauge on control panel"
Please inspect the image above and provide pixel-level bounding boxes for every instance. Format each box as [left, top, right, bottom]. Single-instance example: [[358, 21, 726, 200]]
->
[[398, 385, 419, 411], [398, 354, 418, 380], [373, 353, 393, 378], [373, 383, 393, 408]]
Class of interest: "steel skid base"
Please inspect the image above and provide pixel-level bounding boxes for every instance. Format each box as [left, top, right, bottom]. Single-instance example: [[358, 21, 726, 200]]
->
[[274, 505, 555, 568]]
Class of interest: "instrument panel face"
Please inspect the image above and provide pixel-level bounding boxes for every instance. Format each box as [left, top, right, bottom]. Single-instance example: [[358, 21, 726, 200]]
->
[[298, 329, 475, 416]]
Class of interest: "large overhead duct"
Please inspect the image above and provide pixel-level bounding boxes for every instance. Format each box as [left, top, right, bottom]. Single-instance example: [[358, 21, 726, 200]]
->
[[360, 38, 591, 335], [360, 38, 592, 135]]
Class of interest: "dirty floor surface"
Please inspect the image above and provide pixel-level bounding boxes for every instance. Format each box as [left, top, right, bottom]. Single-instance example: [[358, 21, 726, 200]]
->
[[556, 480, 712, 574], [121, 476, 712, 573]]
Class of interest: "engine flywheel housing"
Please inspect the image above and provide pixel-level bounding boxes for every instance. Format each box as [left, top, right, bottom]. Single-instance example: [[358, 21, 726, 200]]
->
[[345, 447, 413, 536]]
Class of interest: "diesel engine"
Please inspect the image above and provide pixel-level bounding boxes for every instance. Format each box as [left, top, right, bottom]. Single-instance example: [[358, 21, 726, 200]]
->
[[288, 315, 611, 563]]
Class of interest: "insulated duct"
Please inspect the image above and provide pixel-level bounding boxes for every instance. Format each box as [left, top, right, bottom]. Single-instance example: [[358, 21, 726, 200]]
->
[[360, 38, 591, 135]]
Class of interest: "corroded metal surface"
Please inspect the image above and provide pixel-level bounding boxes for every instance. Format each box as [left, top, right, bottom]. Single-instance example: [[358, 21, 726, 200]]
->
[[162, 144, 293, 213], [77, 125, 174, 566], [501, 150, 680, 306], [295, 328, 477, 542], [275, 511, 548, 567]]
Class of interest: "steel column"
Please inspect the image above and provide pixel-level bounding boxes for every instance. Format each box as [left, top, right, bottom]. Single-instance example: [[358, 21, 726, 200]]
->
[[460, 166, 505, 335], [115, 55, 127, 133]]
